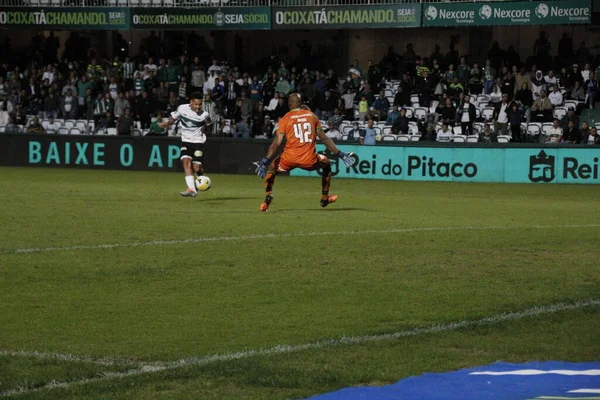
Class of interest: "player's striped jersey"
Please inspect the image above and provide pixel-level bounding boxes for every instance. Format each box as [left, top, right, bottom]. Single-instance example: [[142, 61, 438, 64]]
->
[[171, 104, 210, 144], [278, 109, 322, 165]]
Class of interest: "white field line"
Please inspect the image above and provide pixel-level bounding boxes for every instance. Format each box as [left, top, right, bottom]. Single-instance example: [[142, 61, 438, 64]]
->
[[7, 224, 600, 254], [1, 299, 599, 398], [0, 350, 153, 368]]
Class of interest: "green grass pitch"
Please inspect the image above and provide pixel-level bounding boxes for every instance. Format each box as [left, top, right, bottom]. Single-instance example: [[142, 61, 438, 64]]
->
[[0, 166, 598, 399]]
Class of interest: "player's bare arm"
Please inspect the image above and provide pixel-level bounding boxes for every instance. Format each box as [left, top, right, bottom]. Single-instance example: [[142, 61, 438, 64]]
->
[[316, 129, 341, 154], [265, 133, 285, 161], [158, 117, 176, 129], [317, 129, 356, 168]]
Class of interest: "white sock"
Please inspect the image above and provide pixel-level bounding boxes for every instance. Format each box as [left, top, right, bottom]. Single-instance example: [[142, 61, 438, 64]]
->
[[185, 176, 197, 192]]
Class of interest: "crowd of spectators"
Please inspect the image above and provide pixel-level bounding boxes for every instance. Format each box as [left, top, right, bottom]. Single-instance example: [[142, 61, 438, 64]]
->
[[0, 30, 599, 145]]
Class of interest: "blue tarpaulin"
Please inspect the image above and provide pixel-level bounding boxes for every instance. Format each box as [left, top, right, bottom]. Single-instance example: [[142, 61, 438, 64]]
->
[[308, 361, 600, 400]]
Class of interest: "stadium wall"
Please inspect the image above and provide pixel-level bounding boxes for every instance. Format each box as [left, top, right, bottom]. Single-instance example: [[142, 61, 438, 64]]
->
[[291, 145, 600, 184], [0, 134, 270, 174], [1, 135, 598, 184]]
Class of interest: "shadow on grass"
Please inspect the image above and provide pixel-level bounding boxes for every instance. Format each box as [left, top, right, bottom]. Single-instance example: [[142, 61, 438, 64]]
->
[[201, 196, 256, 202], [275, 208, 373, 213]]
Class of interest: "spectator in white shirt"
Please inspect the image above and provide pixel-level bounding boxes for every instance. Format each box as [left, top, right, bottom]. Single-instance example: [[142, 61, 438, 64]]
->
[[203, 70, 217, 94], [144, 57, 158, 72], [546, 119, 563, 143], [207, 59, 221, 75], [581, 63, 591, 82], [436, 123, 454, 142], [493, 94, 510, 135], [531, 70, 546, 101], [43, 117, 61, 134], [42, 65, 55, 85], [191, 65, 206, 90], [342, 89, 356, 120], [326, 122, 342, 140], [265, 92, 280, 114], [548, 86, 563, 107], [544, 71, 557, 86]]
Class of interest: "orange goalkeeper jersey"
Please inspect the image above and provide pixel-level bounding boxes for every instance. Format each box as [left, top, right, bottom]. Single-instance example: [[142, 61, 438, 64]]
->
[[277, 109, 323, 166]]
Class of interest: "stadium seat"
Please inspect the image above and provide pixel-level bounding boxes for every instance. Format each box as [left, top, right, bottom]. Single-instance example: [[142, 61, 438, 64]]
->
[[437, 135, 452, 143], [466, 135, 479, 143], [95, 129, 105, 135], [382, 127, 392, 135], [75, 120, 88, 132], [58, 127, 70, 135], [133, 129, 142, 136], [542, 123, 553, 136], [409, 135, 421, 142], [453, 135, 467, 143], [382, 135, 395, 142], [106, 128, 117, 136], [408, 122, 419, 135], [410, 94, 419, 104], [497, 136, 511, 143], [473, 122, 484, 133], [564, 100, 577, 111], [477, 95, 490, 105], [481, 107, 494, 122], [384, 89, 393, 98], [142, 129, 150, 136], [397, 135, 410, 142], [404, 108, 414, 119], [414, 108, 427, 121], [342, 134, 348, 141], [553, 107, 567, 120], [452, 126, 463, 135], [69, 128, 82, 135], [64, 120, 76, 129], [118, 0, 127, 4], [429, 100, 439, 114], [0, 127, 5, 133], [527, 123, 541, 136], [475, 107, 482, 120], [386, 96, 394, 105]]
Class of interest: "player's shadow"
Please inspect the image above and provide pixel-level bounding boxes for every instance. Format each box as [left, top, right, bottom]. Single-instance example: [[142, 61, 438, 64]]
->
[[201, 196, 255, 202], [276, 207, 373, 213]]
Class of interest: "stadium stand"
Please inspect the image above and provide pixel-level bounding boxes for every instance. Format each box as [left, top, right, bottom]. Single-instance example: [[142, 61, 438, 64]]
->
[[0, 30, 598, 144]]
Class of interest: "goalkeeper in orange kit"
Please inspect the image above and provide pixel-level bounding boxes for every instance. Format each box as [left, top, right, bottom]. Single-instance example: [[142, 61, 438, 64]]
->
[[254, 93, 356, 212]]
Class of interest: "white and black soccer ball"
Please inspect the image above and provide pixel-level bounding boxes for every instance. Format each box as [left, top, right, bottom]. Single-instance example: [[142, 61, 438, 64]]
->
[[195, 176, 212, 191]]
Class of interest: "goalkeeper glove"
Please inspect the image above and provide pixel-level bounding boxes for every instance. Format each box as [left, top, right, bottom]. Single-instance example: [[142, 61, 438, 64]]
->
[[337, 151, 355, 168], [254, 157, 270, 178]]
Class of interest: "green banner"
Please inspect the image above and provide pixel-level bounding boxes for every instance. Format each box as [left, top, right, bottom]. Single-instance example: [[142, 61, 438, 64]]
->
[[0, 7, 129, 29], [423, 0, 590, 26], [272, 4, 421, 29], [131, 7, 270, 30]]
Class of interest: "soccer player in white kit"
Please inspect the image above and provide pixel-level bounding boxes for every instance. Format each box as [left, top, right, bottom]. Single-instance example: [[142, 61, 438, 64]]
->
[[159, 92, 212, 197]]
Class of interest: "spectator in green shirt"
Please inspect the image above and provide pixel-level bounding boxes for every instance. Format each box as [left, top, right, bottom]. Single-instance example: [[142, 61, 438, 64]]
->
[[148, 111, 168, 136]]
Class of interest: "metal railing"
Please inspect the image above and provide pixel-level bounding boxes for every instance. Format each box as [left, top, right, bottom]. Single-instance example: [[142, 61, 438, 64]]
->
[[0, 0, 529, 7]]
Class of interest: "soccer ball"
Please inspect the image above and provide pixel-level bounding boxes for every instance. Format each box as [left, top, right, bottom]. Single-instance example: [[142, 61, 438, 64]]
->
[[195, 176, 212, 191]]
